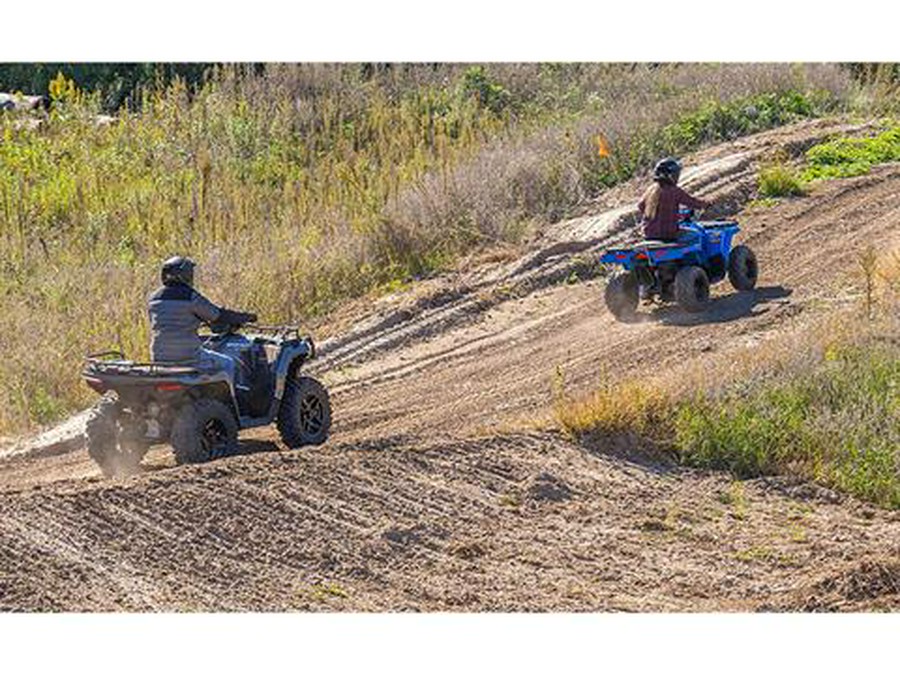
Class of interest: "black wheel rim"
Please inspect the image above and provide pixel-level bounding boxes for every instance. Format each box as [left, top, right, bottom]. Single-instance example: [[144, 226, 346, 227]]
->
[[300, 394, 325, 436], [202, 418, 230, 458]]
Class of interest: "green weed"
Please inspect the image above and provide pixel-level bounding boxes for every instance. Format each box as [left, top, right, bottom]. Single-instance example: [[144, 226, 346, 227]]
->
[[801, 124, 900, 181], [757, 163, 807, 197], [674, 344, 900, 508], [556, 329, 900, 509], [746, 197, 781, 210]]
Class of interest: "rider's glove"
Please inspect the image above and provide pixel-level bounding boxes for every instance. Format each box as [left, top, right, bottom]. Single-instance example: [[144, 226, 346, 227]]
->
[[218, 308, 257, 326]]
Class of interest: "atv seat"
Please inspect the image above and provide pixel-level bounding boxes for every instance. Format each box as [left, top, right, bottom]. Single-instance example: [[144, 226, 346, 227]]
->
[[634, 240, 685, 251]]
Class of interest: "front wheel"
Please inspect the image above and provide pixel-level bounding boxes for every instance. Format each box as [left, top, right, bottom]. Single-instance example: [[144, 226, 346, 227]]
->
[[170, 398, 239, 465], [728, 245, 759, 291], [277, 376, 331, 448], [674, 266, 710, 313], [604, 272, 639, 320]]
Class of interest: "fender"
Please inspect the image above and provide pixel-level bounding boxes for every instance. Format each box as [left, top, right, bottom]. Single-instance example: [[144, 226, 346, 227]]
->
[[272, 337, 315, 402]]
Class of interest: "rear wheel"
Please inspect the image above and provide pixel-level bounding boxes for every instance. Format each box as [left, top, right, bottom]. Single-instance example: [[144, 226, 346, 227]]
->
[[277, 375, 331, 448], [170, 398, 239, 465], [674, 266, 710, 312], [728, 245, 758, 291], [85, 393, 146, 477], [604, 272, 639, 320]]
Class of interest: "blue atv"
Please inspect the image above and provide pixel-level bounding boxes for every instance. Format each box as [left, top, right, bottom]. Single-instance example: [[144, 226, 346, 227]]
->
[[82, 322, 330, 477], [600, 210, 758, 319]]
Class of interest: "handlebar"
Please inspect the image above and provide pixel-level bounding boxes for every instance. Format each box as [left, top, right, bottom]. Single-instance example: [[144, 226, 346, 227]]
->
[[200, 322, 304, 342]]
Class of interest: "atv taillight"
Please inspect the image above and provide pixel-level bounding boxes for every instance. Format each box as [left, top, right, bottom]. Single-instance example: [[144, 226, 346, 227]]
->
[[84, 377, 107, 394], [155, 383, 185, 392]]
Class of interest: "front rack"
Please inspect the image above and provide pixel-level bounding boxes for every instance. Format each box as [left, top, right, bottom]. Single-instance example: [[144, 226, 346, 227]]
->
[[199, 324, 304, 343], [250, 324, 303, 340]]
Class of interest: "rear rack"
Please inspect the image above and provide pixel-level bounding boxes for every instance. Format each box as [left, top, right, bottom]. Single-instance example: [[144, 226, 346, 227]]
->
[[84, 352, 200, 376]]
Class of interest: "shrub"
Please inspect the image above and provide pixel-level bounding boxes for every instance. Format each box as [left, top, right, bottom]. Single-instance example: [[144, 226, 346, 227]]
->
[[557, 335, 900, 509], [801, 124, 900, 181], [674, 344, 900, 508], [460, 66, 512, 114], [555, 380, 672, 440], [757, 162, 807, 197]]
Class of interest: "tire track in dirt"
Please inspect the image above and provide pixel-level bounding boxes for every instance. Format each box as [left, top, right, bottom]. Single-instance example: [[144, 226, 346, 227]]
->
[[2, 433, 898, 611]]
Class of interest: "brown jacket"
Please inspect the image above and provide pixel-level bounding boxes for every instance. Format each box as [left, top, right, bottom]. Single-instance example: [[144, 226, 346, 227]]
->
[[637, 183, 709, 241]]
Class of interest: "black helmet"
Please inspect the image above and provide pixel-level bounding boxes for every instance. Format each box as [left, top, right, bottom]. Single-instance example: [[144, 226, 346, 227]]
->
[[161, 256, 195, 287], [653, 157, 682, 185]]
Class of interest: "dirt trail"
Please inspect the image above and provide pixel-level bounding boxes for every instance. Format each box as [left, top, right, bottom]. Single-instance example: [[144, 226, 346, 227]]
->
[[2, 118, 900, 611]]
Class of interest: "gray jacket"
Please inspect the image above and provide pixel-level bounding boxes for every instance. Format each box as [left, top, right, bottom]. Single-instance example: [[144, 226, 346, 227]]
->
[[148, 284, 222, 362]]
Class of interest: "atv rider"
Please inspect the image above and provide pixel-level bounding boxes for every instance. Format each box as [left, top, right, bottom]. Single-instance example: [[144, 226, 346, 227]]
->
[[148, 256, 257, 377], [637, 157, 709, 242], [634, 158, 710, 300]]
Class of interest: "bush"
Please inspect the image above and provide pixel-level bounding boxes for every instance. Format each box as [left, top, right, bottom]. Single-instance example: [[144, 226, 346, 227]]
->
[[801, 124, 900, 181], [757, 163, 807, 197], [460, 66, 512, 114], [675, 344, 900, 508], [557, 338, 900, 509]]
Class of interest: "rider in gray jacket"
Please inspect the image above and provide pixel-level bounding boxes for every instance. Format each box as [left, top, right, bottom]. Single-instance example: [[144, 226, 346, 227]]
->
[[148, 257, 257, 375]]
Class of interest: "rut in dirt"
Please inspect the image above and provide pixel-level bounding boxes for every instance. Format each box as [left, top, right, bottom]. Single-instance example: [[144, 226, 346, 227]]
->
[[2, 432, 898, 611]]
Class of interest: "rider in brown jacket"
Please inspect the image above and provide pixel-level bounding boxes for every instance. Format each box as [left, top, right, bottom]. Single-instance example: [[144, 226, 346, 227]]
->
[[637, 158, 709, 241]]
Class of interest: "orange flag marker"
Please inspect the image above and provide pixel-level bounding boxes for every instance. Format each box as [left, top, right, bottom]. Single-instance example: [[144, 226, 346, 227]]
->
[[597, 133, 611, 158]]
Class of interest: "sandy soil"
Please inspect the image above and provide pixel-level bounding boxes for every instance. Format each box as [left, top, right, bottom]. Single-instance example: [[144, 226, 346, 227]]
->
[[2, 118, 899, 611]]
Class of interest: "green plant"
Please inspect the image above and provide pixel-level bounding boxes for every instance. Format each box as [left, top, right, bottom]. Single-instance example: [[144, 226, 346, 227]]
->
[[557, 316, 900, 509], [801, 124, 900, 181], [674, 344, 900, 508], [460, 66, 512, 114], [757, 163, 807, 197]]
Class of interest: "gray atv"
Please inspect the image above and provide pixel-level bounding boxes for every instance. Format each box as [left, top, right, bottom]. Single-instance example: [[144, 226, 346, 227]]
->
[[81, 322, 331, 477]]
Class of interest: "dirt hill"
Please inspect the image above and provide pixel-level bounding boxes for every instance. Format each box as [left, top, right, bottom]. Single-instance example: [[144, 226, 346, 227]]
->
[[2, 118, 899, 611]]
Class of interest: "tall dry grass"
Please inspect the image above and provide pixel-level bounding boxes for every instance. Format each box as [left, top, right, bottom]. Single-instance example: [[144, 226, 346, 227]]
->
[[0, 63, 859, 434]]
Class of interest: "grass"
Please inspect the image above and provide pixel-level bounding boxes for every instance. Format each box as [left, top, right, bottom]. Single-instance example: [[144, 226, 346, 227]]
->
[[752, 121, 900, 202], [746, 197, 781, 210], [674, 343, 900, 507], [757, 162, 807, 197], [557, 322, 900, 509], [0, 63, 868, 435], [298, 581, 350, 602], [801, 123, 900, 181], [554, 380, 672, 443]]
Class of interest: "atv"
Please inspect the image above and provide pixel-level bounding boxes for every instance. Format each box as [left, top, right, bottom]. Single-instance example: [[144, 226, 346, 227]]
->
[[600, 209, 758, 319], [81, 322, 331, 477]]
